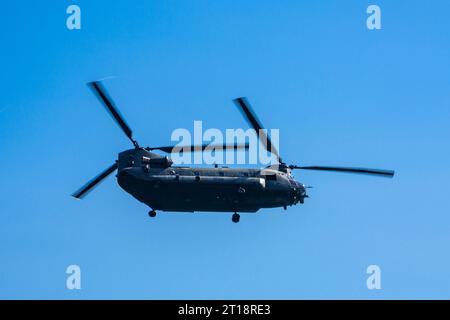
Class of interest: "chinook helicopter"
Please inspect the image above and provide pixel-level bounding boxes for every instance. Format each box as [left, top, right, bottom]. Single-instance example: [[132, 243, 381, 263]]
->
[[72, 81, 395, 223]]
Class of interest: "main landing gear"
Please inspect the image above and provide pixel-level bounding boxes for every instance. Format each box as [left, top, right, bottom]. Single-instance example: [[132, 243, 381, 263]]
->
[[232, 212, 240, 223], [148, 210, 157, 218]]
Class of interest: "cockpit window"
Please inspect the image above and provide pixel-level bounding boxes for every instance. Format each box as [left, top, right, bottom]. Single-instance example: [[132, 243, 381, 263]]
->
[[265, 175, 277, 181]]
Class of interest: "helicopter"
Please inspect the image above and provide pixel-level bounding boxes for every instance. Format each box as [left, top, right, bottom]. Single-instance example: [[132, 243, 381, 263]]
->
[[72, 81, 395, 223]]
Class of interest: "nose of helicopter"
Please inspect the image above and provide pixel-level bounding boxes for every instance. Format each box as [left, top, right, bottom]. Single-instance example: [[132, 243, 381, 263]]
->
[[293, 180, 307, 203]]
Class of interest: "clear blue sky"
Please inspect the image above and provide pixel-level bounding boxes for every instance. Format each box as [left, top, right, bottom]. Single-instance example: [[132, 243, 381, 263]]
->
[[1, 0, 450, 299]]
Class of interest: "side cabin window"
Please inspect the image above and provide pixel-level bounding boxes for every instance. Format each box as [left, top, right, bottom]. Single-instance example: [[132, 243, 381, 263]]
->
[[219, 171, 225, 177], [265, 174, 277, 181], [242, 172, 249, 177]]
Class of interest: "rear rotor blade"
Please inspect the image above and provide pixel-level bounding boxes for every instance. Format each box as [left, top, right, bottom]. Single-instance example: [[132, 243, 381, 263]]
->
[[88, 81, 138, 147], [147, 143, 249, 153], [289, 165, 395, 178], [233, 97, 281, 163], [72, 162, 118, 199]]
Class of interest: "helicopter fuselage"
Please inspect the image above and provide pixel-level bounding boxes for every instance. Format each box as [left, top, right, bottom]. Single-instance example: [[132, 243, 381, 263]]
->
[[116, 148, 306, 213]]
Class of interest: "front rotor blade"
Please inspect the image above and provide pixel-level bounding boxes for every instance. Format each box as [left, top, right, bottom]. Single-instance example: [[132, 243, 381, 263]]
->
[[147, 143, 249, 153], [88, 81, 137, 147], [290, 165, 395, 178], [233, 97, 281, 162], [72, 162, 118, 199]]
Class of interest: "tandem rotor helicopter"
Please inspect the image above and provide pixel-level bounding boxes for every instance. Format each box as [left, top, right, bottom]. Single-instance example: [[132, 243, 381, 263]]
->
[[72, 81, 395, 223]]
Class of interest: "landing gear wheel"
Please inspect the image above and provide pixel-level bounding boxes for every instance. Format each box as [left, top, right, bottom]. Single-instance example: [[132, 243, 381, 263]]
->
[[232, 213, 240, 223], [148, 210, 157, 218]]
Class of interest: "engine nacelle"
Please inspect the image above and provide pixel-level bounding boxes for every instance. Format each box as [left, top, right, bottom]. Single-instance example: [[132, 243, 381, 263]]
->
[[142, 156, 173, 168]]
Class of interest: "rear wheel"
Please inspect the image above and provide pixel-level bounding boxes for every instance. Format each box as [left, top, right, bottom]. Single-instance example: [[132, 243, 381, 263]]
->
[[149, 210, 157, 218], [232, 213, 240, 223]]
